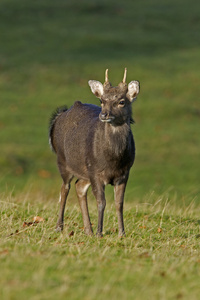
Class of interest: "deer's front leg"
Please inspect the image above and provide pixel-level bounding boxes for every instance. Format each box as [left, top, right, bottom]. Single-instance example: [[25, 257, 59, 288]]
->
[[91, 182, 106, 237], [114, 182, 127, 237]]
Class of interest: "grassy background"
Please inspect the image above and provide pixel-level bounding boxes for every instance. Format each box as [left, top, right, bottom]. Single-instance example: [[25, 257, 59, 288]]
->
[[0, 0, 199, 199], [0, 0, 200, 299]]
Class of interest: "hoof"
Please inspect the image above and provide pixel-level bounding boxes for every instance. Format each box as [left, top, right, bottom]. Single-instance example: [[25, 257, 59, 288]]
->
[[96, 232, 103, 238], [55, 225, 63, 233], [118, 231, 126, 238], [85, 228, 93, 236]]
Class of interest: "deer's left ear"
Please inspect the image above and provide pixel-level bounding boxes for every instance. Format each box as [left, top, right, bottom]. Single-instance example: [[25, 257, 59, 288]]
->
[[127, 81, 140, 102], [88, 80, 104, 99]]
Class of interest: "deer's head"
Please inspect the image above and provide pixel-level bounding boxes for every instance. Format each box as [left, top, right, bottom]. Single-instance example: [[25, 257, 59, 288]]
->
[[88, 68, 140, 125]]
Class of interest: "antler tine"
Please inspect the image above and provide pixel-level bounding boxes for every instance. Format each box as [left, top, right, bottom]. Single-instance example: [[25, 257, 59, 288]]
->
[[122, 67, 127, 84], [105, 69, 109, 83]]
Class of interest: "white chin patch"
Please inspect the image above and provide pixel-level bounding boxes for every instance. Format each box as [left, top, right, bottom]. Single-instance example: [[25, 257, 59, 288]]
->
[[100, 118, 113, 123]]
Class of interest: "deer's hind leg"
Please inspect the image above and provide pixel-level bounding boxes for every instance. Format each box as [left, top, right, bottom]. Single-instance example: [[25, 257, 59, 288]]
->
[[75, 179, 93, 235], [56, 161, 73, 232]]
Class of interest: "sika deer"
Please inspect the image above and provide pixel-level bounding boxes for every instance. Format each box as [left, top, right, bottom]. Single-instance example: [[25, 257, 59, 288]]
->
[[49, 68, 140, 237]]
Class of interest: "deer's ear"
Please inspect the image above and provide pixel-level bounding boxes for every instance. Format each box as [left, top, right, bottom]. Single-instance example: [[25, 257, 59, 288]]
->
[[127, 81, 140, 102], [88, 80, 104, 99]]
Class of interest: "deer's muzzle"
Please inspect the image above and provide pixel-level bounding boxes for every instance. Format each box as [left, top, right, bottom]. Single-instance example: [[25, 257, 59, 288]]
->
[[99, 112, 115, 123]]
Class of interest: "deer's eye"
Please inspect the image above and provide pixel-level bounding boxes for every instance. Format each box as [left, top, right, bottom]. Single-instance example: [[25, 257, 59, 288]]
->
[[118, 100, 125, 106], [99, 99, 103, 105]]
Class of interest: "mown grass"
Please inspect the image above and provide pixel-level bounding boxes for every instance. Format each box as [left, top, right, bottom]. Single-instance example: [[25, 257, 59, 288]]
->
[[0, 191, 200, 300]]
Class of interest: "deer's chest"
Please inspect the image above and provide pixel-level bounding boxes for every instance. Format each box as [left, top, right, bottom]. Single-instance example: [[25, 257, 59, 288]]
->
[[93, 150, 134, 186]]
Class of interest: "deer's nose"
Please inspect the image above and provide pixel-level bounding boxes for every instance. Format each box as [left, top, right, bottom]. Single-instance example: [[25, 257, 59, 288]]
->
[[100, 112, 108, 120]]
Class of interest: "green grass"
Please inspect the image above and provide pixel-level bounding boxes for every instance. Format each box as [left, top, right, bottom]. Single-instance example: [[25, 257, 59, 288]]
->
[[0, 0, 200, 299], [1, 191, 200, 300]]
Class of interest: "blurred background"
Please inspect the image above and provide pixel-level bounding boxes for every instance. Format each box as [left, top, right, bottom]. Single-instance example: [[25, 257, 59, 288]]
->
[[0, 0, 199, 204]]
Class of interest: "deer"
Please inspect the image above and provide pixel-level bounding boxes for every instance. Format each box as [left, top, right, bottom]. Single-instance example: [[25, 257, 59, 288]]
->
[[49, 68, 140, 237]]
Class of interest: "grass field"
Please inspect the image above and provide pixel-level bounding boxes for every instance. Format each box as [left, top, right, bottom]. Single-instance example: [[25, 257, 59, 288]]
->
[[1, 193, 200, 299], [0, 0, 200, 299]]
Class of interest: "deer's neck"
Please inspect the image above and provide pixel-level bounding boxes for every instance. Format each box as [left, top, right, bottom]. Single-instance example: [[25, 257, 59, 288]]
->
[[104, 122, 131, 157]]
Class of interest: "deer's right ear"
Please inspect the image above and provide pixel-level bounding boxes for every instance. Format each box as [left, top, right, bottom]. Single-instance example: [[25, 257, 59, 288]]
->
[[88, 80, 104, 99]]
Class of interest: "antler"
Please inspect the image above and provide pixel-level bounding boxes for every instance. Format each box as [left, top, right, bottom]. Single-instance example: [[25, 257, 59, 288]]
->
[[105, 69, 109, 83], [122, 68, 127, 84]]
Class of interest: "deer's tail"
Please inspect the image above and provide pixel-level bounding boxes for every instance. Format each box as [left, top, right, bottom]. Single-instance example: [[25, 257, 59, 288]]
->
[[49, 106, 68, 153]]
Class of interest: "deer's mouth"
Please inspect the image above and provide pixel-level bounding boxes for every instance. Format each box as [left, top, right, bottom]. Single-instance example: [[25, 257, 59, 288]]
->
[[99, 114, 115, 123], [100, 118, 114, 123]]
